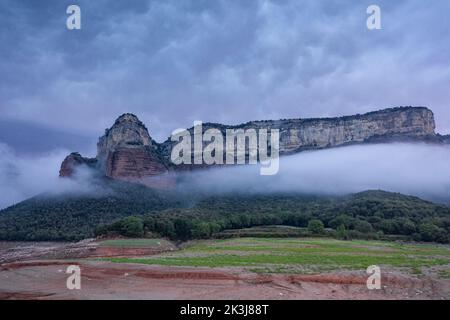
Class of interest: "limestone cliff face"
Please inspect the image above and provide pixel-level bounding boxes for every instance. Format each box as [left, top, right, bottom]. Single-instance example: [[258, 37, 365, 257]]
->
[[248, 106, 436, 154], [60, 107, 440, 184], [160, 107, 437, 160]]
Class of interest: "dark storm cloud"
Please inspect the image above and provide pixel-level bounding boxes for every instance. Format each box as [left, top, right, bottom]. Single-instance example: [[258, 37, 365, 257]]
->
[[0, 119, 94, 155], [0, 0, 450, 145]]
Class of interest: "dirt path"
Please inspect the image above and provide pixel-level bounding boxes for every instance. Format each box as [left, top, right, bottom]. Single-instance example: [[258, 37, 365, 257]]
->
[[0, 260, 448, 300]]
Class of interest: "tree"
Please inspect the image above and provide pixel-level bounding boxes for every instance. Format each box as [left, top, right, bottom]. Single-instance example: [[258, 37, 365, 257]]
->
[[308, 219, 324, 235], [174, 218, 193, 240], [395, 218, 416, 235], [192, 222, 211, 239], [336, 224, 348, 240], [354, 220, 373, 233], [378, 220, 396, 234], [119, 217, 144, 238], [329, 214, 353, 229], [419, 223, 447, 243]]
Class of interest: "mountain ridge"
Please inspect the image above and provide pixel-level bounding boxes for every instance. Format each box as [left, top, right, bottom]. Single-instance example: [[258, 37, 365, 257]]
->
[[60, 106, 444, 185]]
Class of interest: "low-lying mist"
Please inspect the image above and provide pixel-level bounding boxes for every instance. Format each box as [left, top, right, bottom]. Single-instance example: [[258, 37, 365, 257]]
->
[[0, 143, 99, 209], [1, 142, 450, 210], [177, 143, 450, 203]]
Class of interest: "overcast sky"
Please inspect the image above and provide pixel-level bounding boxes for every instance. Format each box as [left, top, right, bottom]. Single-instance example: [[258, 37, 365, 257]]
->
[[1, 0, 450, 156]]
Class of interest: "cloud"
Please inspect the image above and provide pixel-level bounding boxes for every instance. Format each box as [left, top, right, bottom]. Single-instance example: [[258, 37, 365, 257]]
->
[[1, 142, 449, 209], [178, 143, 450, 203], [0, 0, 449, 147], [0, 143, 97, 209]]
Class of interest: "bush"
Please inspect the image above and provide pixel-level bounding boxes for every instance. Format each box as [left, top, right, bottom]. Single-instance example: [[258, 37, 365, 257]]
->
[[308, 219, 324, 234], [119, 217, 144, 238], [192, 222, 212, 238], [354, 220, 373, 233], [174, 218, 194, 240], [336, 224, 349, 240], [419, 223, 441, 242], [419, 223, 448, 243]]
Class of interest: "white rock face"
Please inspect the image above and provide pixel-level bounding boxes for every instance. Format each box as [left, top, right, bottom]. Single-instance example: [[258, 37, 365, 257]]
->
[[242, 107, 437, 153], [159, 106, 437, 158]]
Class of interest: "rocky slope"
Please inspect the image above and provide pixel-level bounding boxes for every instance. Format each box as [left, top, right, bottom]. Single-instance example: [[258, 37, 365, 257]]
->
[[60, 106, 442, 184]]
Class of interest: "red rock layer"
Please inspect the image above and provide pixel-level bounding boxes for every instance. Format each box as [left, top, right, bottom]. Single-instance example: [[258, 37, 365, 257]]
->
[[104, 147, 175, 188]]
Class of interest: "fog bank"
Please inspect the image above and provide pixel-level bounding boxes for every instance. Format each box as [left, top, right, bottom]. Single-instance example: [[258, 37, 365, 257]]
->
[[0, 143, 97, 209], [178, 143, 450, 202], [1, 142, 450, 210]]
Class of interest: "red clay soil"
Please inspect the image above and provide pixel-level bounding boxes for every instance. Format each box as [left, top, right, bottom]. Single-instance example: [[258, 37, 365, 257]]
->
[[134, 270, 239, 281], [91, 247, 170, 257], [0, 292, 56, 299], [0, 261, 80, 271], [0, 260, 448, 300]]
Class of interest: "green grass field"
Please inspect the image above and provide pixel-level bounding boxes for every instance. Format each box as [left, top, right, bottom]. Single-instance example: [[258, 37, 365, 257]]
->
[[98, 238, 172, 247], [104, 238, 450, 275]]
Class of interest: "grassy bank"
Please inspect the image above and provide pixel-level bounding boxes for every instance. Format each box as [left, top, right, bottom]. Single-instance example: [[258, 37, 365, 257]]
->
[[103, 237, 450, 275]]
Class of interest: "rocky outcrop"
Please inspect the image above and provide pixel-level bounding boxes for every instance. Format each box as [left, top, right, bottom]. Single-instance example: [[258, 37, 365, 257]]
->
[[59, 152, 97, 177], [259, 106, 436, 153], [97, 114, 155, 164], [60, 107, 442, 185], [160, 107, 438, 158], [60, 114, 171, 187], [96, 114, 171, 187]]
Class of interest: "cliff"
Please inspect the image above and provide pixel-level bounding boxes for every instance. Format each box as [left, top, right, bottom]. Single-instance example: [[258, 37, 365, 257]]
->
[[96, 114, 172, 187], [160, 106, 437, 159], [60, 106, 441, 184], [60, 114, 173, 187]]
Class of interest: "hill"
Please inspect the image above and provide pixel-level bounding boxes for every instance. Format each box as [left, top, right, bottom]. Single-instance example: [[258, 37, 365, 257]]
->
[[0, 182, 449, 243], [0, 180, 185, 241], [112, 190, 449, 242]]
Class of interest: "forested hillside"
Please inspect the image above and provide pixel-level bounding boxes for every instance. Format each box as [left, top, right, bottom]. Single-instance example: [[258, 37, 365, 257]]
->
[[1, 179, 448, 243], [98, 190, 450, 243]]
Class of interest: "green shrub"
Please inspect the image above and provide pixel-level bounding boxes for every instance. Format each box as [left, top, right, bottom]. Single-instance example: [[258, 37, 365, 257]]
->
[[336, 224, 349, 240], [308, 219, 324, 234], [354, 220, 373, 233], [119, 217, 144, 238]]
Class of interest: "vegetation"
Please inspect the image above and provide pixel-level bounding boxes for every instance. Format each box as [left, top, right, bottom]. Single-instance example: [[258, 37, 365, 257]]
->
[[215, 225, 321, 238], [308, 219, 325, 234], [0, 180, 184, 241], [104, 238, 450, 274], [98, 238, 171, 247], [0, 181, 449, 244], [98, 190, 450, 243]]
